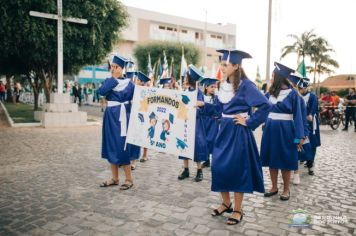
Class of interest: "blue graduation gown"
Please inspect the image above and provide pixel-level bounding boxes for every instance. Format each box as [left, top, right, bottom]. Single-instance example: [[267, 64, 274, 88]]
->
[[304, 92, 321, 148], [211, 79, 270, 193], [179, 89, 209, 162], [202, 95, 220, 155], [128, 144, 141, 161], [298, 95, 312, 162], [98, 77, 134, 165], [261, 88, 304, 171]]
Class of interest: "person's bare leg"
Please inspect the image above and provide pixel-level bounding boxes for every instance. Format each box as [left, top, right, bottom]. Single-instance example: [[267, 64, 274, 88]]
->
[[111, 164, 119, 182], [143, 148, 148, 159], [281, 170, 291, 196], [227, 192, 244, 224], [123, 165, 133, 184], [183, 159, 189, 168], [268, 168, 279, 192], [213, 192, 231, 214]]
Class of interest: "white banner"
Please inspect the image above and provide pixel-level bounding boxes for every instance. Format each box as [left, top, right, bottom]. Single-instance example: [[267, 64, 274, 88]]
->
[[127, 86, 197, 159]]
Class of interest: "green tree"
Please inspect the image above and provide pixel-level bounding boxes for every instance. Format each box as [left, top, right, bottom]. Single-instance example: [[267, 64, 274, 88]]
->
[[308, 37, 339, 95], [281, 30, 317, 63], [0, 0, 128, 110], [133, 41, 201, 84]]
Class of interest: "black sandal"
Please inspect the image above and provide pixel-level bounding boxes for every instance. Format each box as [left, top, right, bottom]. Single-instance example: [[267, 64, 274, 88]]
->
[[120, 182, 134, 190], [139, 157, 148, 162], [211, 202, 232, 216], [227, 210, 244, 225], [100, 179, 119, 187]]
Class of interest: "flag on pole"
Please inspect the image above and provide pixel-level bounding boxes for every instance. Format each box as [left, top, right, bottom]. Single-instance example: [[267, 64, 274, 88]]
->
[[170, 56, 174, 77], [161, 51, 169, 78], [180, 47, 188, 80], [255, 66, 262, 84], [296, 59, 306, 77], [147, 53, 153, 79], [216, 66, 223, 81]]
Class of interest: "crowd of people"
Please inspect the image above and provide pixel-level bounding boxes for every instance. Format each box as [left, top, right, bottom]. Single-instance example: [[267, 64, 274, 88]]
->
[[97, 49, 329, 225]]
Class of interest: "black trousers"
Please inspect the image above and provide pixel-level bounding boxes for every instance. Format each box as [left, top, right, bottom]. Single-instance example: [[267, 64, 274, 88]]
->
[[344, 108, 356, 129], [306, 148, 317, 168]]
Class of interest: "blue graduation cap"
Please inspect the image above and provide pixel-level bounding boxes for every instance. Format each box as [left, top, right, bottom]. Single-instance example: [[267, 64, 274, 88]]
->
[[187, 64, 203, 82], [159, 78, 172, 85], [137, 71, 150, 83], [273, 62, 295, 78], [138, 113, 144, 123], [169, 113, 174, 124], [126, 71, 137, 79], [181, 95, 190, 104], [124, 59, 135, 68], [200, 77, 218, 87], [149, 112, 157, 120], [216, 49, 252, 64], [301, 77, 310, 88], [287, 74, 301, 85], [112, 56, 127, 68]]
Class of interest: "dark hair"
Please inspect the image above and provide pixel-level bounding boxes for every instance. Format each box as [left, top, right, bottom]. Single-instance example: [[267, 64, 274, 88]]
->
[[185, 73, 196, 89], [262, 83, 267, 93], [227, 65, 247, 92], [204, 85, 216, 98], [269, 73, 291, 97]]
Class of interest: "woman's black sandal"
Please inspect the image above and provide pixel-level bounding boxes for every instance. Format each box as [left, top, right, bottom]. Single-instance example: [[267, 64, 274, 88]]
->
[[227, 210, 244, 225], [100, 179, 119, 187], [120, 182, 134, 190], [211, 203, 233, 216]]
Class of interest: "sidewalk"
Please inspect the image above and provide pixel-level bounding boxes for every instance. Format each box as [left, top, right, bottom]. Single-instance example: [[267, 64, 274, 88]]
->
[[0, 124, 355, 235]]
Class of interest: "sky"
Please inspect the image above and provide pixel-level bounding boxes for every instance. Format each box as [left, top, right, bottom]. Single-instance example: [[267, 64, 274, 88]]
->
[[121, 0, 356, 82]]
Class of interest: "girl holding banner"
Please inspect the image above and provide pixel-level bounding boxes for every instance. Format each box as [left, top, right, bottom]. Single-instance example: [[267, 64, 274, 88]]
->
[[211, 50, 271, 225], [98, 55, 135, 190], [200, 77, 220, 168], [178, 65, 211, 182]]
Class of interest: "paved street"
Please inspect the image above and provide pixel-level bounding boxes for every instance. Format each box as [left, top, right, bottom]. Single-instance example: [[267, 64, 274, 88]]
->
[[0, 106, 355, 236]]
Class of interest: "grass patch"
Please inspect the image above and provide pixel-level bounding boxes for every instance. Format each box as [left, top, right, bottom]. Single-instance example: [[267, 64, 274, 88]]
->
[[3, 102, 40, 123]]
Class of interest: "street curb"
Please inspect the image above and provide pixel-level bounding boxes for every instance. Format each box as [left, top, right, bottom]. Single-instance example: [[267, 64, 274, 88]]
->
[[0, 102, 41, 128]]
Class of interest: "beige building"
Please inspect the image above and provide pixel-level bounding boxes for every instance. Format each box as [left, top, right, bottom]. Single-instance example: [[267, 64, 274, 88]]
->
[[114, 6, 236, 71]]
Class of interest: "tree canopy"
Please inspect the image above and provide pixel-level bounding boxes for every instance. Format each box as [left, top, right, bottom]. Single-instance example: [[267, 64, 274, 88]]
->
[[133, 41, 201, 81], [0, 0, 128, 76]]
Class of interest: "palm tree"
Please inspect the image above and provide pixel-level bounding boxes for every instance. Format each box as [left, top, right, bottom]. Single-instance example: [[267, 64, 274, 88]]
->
[[280, 30, 317, 63], [309, 37, 339, 89]]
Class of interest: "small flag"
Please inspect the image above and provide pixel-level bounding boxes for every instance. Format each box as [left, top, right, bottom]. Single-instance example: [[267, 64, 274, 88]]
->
[[296, 59, 306, 77]]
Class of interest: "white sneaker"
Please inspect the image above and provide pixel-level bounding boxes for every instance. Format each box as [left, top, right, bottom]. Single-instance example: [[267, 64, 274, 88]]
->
[[293, 173, 300, 185]]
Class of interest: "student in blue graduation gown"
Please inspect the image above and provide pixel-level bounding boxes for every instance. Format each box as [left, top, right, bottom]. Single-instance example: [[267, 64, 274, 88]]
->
[[178, 65, 211, 182], [200, 77, 220, 168], [261, 62, 304, 200], [211, 50, 271, 225], [98, 55, 135, 190], [287, 74, 313, 185], [298, 78, 321, 175]]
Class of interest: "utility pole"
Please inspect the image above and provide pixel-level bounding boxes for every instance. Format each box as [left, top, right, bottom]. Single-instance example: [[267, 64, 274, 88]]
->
[[265, 0, 272, 85]]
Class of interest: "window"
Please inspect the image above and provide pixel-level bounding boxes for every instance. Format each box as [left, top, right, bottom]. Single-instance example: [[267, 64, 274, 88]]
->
[[217, 35, 222, 39], [167, 27, 173, 31], [195, 32, 199, 39], [210, 34, 216, 38], [159, 25, 165, 30], [181, 29, 188, 33]]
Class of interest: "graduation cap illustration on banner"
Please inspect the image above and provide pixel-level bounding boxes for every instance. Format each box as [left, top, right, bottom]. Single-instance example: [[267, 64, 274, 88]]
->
[[169, 113, 174, 124], [176, 138, 188, 150], [138, 113, 144, 123], [181, 95, 190, 104]]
